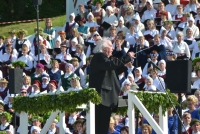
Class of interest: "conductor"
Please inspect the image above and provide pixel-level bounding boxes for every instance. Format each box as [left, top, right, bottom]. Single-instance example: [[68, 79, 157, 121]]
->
[[89, 39, 135, 134]]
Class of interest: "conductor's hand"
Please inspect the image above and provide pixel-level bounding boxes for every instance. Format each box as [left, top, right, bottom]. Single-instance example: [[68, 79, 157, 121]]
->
[[128, 52, 135, 58]]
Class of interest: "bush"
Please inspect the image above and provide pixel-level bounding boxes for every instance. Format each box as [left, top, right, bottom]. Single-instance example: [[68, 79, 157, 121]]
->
[[0, 0, 66, 22]]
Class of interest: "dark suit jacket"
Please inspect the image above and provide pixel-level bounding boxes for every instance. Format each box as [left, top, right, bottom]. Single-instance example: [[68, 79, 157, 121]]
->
[[89, 52, 131, 108]]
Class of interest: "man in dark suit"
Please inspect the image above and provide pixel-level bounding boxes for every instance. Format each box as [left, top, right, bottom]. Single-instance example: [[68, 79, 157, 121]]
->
[[89, 39, 135, 134]]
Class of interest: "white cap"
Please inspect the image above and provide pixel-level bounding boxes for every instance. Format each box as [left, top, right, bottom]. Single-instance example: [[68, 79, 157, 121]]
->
[[122, 79, 131, 89], [70, 12, 75, 18], [119, 16, 124, 24], [87, 12, 94, 19], [113, 20, 118, 27], [92, 31, 100, 38], [135, 66, 142, 74], [31, 126, 41, 133], [71, 37, 78, 44], [133, 12, 140, 21], [42, 72, 50, 80], [106, 6, 113, 12], [158, 59, 166, 67], [127, 73, 134, 80], [147, 0, 153, 6], [188, 14, 194, 22]]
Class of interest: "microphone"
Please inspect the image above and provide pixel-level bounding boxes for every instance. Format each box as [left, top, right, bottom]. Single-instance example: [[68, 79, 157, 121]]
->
[[147, 58, 161, 71]]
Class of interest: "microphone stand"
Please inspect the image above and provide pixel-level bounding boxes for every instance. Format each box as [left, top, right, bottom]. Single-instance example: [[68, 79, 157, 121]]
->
[[153, 69, 189, 134]]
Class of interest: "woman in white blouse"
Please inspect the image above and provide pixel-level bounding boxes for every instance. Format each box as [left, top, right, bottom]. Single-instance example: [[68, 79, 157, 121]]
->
[[75, 44, 86, 67], [165, 0, 178, 16], [172, 32, 191, 58], [184, 0, 200, 13], [124, 6, 135, 26], [85, 12, 99, 30]]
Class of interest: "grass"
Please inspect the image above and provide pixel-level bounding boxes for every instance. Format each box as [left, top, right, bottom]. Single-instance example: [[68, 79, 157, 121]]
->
[[0, 15, 66, 37]]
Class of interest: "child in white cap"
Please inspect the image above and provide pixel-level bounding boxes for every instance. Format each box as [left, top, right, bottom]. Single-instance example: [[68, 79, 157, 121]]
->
[[116, 16, 129, 34]]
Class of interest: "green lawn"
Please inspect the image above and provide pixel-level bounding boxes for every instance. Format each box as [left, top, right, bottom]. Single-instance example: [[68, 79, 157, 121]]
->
[[0, 15, 66, 37]]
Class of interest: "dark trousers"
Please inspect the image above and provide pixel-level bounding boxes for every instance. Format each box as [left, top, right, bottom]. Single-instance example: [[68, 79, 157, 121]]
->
[[95, 104, 112, 134]]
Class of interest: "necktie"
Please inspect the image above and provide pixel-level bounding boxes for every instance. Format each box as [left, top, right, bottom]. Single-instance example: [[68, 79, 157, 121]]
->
[[9, 54, 12, 61]]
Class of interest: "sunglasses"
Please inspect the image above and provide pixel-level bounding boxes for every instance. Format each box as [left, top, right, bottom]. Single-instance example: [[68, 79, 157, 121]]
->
[[21, 92, 27, 94], [94, 34, 99, 37]]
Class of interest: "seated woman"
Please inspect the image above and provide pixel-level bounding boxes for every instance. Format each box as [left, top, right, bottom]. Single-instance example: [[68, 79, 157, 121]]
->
[[160, 21, 176, 40], [48, 80, 58, 93], [172, 32, 191, 59], [70, 58, 85, 87], [157, 60, 166, 79], [0, 78, 9, 100], [85, 12, 99, 30], [134, 67, 145, 90], [184, 0, 200, 14], [184, 28, 196, 51], [63, 12, 79, 40], [34, 44, 51, 69], [17, 44, 34, 75], [123, 6, 135, 27], [69, 27, 84, 47], [143, 76, 157, 91], [1, 44, 17, 66], [77, 18, 90, 40], [55, 44, 72, 63], [0, 112, 13, 133], [160, 30, 173, 51], [48, 60, 64, 83], [22, 76, 32, 93], [58, 63, 75, 91], [143, 20, 159, 46], [75, 44, 86, 68], [29, 80, 41, 96], [116, 16, 129, 34], [67, 74, 82, 92], [41, 73, 50, 92], [149, 67, 165, 92], [67, 37, 78, 57]]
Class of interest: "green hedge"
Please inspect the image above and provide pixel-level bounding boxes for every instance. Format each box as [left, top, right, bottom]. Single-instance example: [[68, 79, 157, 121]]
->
[[0, 0, 66, 22]]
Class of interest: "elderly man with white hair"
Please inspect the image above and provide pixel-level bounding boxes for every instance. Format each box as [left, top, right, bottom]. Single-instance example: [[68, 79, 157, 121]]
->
[[101, 6, 118, 37], [89, 39, 135, 134], [183, 14, 199, 38], [172, 32, 191, 59]]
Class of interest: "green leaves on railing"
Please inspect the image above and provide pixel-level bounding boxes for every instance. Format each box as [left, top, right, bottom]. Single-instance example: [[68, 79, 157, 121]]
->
[[116, 90, 179, 116], [13, 88, 102, 114]]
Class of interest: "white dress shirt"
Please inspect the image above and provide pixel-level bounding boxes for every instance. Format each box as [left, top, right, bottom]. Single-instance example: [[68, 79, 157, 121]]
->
[[34, 53, 51, 68], [1, 53, 17, 63], [172, 41, 191, 58], [0, 123, 14, 134], [193, 79, 200, 89], [153, 76, 165, 92], [102, 14, 118, 37], [184, 3, 199, 13], [17, 54, 34, 70], [55, 52, 72, 63], [125, 33, 137, 46], [144, 29, 159, 37], [160, 37, 173, 50], [165, 4, 177, 16], [141, 8, 157, 22]]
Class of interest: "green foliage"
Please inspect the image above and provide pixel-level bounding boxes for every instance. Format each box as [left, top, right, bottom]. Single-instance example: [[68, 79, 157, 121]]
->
[[0, 0, 66, 22], [192, 57, 200, 67], [0, 112, 12, 123], [0, 131, 6, 134], [13, 88, 101, 114], [92, 0, 104, 6], [115, 90, 179, 116], [12, 61, 26, 68]]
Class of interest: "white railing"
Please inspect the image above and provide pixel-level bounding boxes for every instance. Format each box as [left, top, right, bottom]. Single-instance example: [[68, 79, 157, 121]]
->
[[19, 90, 168, 134]]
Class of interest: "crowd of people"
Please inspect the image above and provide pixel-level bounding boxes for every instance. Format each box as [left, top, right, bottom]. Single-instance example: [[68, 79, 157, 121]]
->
[[1, 0, 200, 133]]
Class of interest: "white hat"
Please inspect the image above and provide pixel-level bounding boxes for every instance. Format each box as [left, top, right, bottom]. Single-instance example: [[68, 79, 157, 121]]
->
[[31, 126, 41, 133], [127, 73, 134, 80], [42, 73, 50, 80], [158, 59, 166, 67], [188, 14, 194, 22], [148, 85, 157, 91], [71, 37, 78, 44], [146, 76, 153, 83], [124, 79, 131, 85], [70, 12, 75, 18], [113, 20, 118, 27], [135, 67, 142, 74], [92, 31, 100, 38], [147, 0, 153, 6], [106, 6, 113, 12], [133, 12, 140, 21], [119, 16, 124, 24], [87, 12, 94, 19]]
